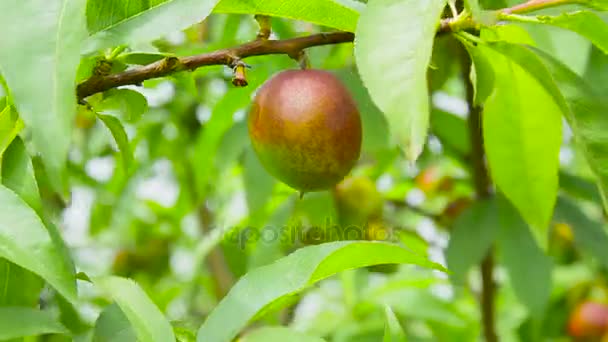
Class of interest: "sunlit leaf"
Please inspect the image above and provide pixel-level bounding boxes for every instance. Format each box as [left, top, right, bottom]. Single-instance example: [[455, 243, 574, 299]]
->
[[197, 241, 445, 342], [2, 137, 42, 213], [383, 306, 407, 342], [241, 326, 326, 342], [535, 11, 608, 54], [355, 0, 445, 161], [530, 48, 608, 213], [0, 0, 87, 193], [482, 43, 562, 232], [84, 0, 220, 52], [214, 0, 359, 32], [94, 276, 175, 342], [0, 307, 68, 339], [0, 185, 76, 302]]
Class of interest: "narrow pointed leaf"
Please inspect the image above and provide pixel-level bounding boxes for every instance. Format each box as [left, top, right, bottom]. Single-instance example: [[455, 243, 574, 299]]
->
[[0, 0, 87, 193], [214, 0, 360, 32], [482, 43, 562, 232], [85, 0, 221, 52], [94, 276, 175, 342], [197, 241, 445, 342], [97, 114, 133, 172], [0, 185, 76, 302], [0, 307, 68, 339], [536, 11, 608, 53], [355, 0, 445, 161]]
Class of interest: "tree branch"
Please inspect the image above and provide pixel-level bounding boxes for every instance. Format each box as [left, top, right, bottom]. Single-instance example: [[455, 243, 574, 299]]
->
[[76, 0, 579, 100], [461, 42, 496, 342], [77, 32, 355, 99]]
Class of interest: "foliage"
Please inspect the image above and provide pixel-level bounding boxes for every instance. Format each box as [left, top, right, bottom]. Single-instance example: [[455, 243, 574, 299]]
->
[[0, 0, 607, 341]]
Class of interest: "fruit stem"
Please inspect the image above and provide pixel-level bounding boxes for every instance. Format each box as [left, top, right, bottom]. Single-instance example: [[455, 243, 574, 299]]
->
[[296, 50, 311, 70]]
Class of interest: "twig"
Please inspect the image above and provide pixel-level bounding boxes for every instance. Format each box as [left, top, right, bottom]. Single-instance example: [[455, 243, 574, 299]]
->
[[462, 44, 496, 342], [76, 0, 579, 100]]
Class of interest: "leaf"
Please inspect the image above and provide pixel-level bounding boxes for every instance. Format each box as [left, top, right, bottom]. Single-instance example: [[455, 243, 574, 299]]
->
[[0, 260, 43, 306], [117, 52, 170, 65], [243, 148, 275, 223], [84, 0, 220, 52], [197, 241, 445, 342], [335, 69, 390, 154], [430, 109, 470, 157], [97, 114, 133, 172], [530, 48, 608, 212], [559, 171, 602, 204], [554, 197, 608, 268], [240, 327, 326, 342], [0, 0, 87, 193], [2, 137, 42, 212], [93, 303, 137, 342], [585, 45, 608, 95], [446, 199, 498, 282], [498, 197, 552, 316], [0, 307, 68, 339], [354, 0, 446, 161], [214, 0, 359, 32], [383, 306, 407, 342], [537, 11, 608, 54], [0, 184, 76, 302], [459, 39, 495, 106], [94, 276, 175, 342], [0, 105, 24, 157], [482, 43, 562, 232], [95, 89, 148, 122]]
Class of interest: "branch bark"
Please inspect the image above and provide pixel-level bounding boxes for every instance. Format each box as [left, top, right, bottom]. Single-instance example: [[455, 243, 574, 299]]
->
[[462, 46, 496, 342], [76, 0, 579, 100]]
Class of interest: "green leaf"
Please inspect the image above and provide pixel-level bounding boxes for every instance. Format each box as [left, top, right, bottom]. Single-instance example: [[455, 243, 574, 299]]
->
[[446, 199, 498, 282], [93, 303, 137, 342], [531, 48, 608, 212], [498, 197, 552, 316], [585, 45, 608, 95], [482, 43, 562, 232], [0, 105, 24, 157], [559, 171, 602, 204], [243, 148, 275, 223], [214, 0, 359, 32], [2, 137, 42, 212], [84, 0, 220, 52], [117, 52, 171, 65], [459, 40, 495, 106], [554, 197, 608, 268], [197, 241, 445, 342], [535, 11, 608, 54], [97, 114, 134, 172], [0, 184, 76, 302], [354, 0, 446, 161], [430, 109, 470, 157], [0, 307, 68, 339], [335, 69, 390, 154], [0, 0, 87, 193], [240, 327, 326, 342], [95, 89, 148, 122], [383, 306, 407, 342], [94, 276, 175, 342], [0, 260, 43, 306]]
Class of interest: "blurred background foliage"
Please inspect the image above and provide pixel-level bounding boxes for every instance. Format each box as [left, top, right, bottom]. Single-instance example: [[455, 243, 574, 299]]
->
[[1, 0, 608, 341]]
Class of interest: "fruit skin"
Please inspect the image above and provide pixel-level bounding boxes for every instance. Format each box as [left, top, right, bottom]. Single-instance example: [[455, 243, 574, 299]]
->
[[333, 176, 383, 228], [248, 69, 362, 192], [568, 301, 608, 339]]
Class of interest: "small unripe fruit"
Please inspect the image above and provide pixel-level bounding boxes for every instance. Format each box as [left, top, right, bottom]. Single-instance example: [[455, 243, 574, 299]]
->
[[333, 176, 383, 228], [248, 69, 362, 192], [568, 301, 608, 338]]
